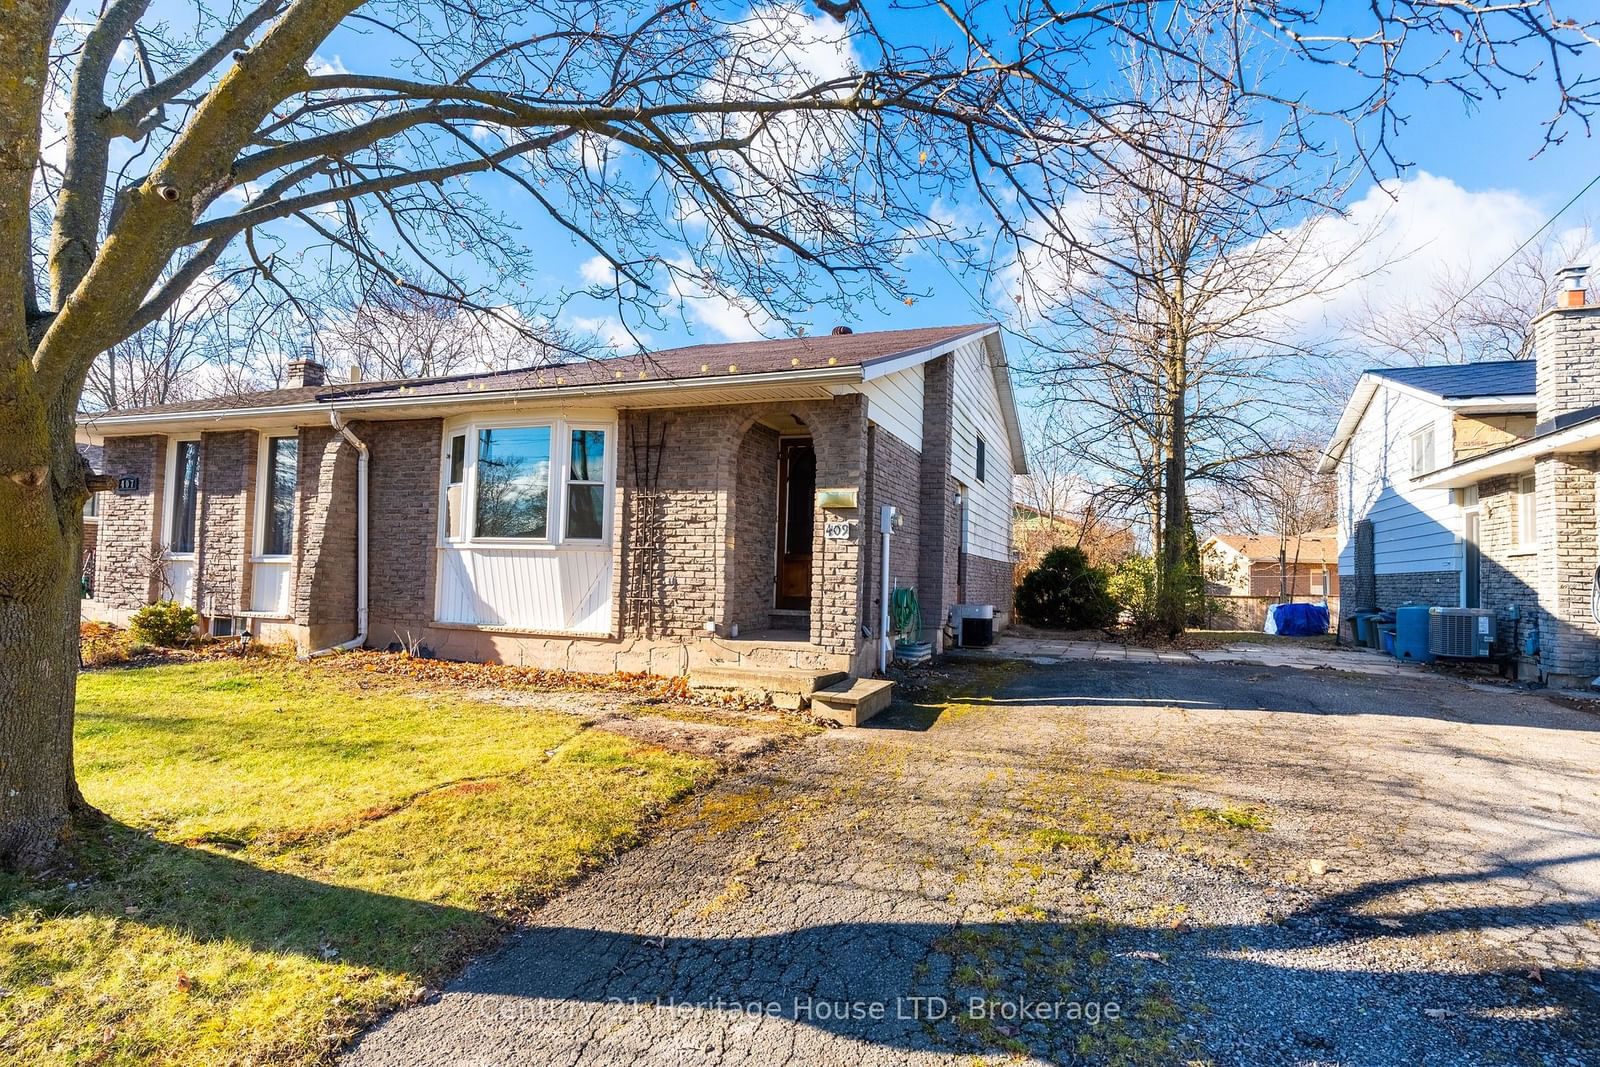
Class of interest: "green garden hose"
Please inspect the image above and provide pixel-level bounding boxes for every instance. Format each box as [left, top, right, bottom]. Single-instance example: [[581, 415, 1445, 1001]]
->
[[889, 586, 921, 642]]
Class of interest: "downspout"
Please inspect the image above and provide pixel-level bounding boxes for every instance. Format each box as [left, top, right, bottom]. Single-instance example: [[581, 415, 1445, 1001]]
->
[[302, 410, 369, 658], [879, 505, 896, 674]]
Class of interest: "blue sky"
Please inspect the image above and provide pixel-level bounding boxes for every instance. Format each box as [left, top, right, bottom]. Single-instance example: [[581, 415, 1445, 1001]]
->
[[300, 5, 1600, 424]]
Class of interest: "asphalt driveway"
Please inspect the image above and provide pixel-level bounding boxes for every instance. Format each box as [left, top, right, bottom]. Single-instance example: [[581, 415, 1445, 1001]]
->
[[344, 658, 1600, 1066]]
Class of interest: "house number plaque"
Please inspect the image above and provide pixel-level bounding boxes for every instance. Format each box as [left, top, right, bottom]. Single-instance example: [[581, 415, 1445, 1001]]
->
[[823, 520, 855, 541]]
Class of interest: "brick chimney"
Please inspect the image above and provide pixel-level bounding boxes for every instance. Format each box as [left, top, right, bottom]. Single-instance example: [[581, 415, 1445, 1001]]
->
[[1533, 264, 1600, 427], [285, 358, 326, 388]]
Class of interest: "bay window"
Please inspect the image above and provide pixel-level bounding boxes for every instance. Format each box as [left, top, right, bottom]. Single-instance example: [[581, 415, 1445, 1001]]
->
[[566, 428, 607, 541], [442, 417, 612, 545]]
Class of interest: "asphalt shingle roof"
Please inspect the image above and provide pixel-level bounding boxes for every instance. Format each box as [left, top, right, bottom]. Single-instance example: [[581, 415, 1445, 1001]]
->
[[84, 323, 995, 418], [1368, 360, 1535, 399]]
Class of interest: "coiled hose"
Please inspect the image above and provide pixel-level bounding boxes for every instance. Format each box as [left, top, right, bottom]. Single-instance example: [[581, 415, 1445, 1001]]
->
[[889, 586, 921, 643]]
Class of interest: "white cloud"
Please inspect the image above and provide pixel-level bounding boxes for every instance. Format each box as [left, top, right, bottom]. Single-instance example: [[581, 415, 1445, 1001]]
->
[[568, 314, 647, 350], [1294, 171, 1549, 331], [668, 257, 775, 342], [579, 254, 617, 286]]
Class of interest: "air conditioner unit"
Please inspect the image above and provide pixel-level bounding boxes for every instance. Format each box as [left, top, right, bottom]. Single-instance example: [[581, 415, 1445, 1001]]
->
[[950, 603, 995, 648], [1428, 607, 1495, 658]]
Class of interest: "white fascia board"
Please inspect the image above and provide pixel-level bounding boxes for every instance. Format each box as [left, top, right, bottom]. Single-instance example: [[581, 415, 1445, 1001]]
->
[[1439, 395, 1536, 414], [1317, 374, 1379, 474], [857, 324, 998, 381], [983, 331, 1030, 475], [78, 365, 865, 431]]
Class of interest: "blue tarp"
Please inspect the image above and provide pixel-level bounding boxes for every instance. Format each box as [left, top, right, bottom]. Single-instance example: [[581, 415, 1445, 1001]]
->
[[1266, 602, 1330, 637]]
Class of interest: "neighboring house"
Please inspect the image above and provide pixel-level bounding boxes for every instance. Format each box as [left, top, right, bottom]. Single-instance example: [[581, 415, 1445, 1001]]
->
[[1318, 265, 1600, 686], [1011, 503, 1135, 580], [1202, 529, 1340, 599], [77, 323, 1025, 681]]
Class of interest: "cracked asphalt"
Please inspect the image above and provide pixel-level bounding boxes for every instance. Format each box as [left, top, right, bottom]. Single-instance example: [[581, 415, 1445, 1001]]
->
[[344, 658, 1600, 1065]]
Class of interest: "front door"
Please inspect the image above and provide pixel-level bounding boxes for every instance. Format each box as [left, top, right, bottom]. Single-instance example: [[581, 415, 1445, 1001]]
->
[[775, 439, 815, 610]]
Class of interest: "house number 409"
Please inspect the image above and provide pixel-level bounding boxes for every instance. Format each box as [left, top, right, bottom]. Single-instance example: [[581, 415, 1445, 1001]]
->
[[823, 520, 855, 541]]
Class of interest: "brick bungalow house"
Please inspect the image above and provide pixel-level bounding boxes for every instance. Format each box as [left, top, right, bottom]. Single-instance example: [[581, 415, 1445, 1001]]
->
[[1318, 265, 1600, 686], [78, 323, 1024, 686], [1201, 529, 1340, 599]]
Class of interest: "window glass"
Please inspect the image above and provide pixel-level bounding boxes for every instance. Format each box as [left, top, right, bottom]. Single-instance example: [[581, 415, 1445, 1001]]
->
[[264, 436, 298, 556], [1517, 474, 1537, 544], [475, 426, 550, 538], [1410, 427, 1435, 475], [445, 434, 467, 539], [170, 440, 199, 553], [83, 493, 100, 519], [976, 435, 987, 482], [566, 429, 607, 540]]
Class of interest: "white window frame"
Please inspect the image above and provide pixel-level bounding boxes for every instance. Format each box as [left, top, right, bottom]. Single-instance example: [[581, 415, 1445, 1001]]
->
[[253, 433, 300, 562], [437, 414, 616, 549], [162, 434, 202, 559], [560, 421, 614, 545], [1409, 425, 1436, 476], [1515, 473, 1538, 549]]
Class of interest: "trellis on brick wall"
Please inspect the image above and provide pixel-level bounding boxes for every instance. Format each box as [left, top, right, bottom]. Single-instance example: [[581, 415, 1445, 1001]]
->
[[624, 415, 670, 638]]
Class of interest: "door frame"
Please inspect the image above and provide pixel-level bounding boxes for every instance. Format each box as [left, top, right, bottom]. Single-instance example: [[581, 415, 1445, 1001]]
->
[[773, 436, 815, 611], [1461, 504, 1481, 609]]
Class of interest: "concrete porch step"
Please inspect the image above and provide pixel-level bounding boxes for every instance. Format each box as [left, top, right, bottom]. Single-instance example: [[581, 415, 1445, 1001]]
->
[[809, 678, 895, 727], [767, 609, 810, 632], [689, 665, 846, 710]]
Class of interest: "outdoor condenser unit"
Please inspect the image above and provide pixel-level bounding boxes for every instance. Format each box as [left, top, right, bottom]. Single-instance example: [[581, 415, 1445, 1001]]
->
[[1428, 607, 1496, 658]]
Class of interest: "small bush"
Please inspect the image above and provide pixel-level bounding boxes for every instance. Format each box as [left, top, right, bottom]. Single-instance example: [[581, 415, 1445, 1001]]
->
[[1014, 546, 1118, 630], [129, 600, 198, 648], [79, 621, 131, 667], [1107, 556, 1157, 629]]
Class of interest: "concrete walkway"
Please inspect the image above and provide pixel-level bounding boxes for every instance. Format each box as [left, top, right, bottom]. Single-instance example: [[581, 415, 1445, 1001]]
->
[[981, 634, 1427, 677]]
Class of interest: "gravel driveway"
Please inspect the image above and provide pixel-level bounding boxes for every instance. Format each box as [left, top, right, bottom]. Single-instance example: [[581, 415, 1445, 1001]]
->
[[344, 658, 1600, 1066]]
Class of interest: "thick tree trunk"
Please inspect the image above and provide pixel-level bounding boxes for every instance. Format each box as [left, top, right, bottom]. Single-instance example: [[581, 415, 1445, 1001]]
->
[[0, 393, 90, 870], [1157, 339, 1189, 634]]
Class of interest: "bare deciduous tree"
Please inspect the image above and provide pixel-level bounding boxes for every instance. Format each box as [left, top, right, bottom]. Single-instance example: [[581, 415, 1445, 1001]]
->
[[1021, 39, 1372, 631], [2, 0, 1595, 866]]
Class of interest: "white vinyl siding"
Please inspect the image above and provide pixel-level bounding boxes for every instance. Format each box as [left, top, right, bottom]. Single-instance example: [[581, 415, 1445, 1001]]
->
[[851, 362, 924, 450], [1334, 384, 1460, 578], [949, 335, 1013, 563]]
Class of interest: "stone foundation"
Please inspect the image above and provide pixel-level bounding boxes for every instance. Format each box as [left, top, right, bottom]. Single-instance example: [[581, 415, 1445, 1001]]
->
[[1372, 571, 1460, 612]]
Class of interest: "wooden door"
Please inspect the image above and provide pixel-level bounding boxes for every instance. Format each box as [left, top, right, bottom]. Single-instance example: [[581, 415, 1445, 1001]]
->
[[775, 439, 815, 610]]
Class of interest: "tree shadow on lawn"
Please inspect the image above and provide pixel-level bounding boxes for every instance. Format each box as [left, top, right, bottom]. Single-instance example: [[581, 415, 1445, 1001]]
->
[[347, 856, 1600, 1065], [2, 817, 492, 980]]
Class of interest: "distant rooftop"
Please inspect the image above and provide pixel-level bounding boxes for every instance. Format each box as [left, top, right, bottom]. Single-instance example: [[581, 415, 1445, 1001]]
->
[[1368, 360, 1535, 400]]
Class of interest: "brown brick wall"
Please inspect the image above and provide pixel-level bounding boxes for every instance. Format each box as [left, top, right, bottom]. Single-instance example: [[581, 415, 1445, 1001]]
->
[[616, 397, 867, 656], [1372, 571, 1459, 611], [863, 424, 923, 641], [294, 426, 359, 644], [960, 552, 1014, 628], [729, 423, 780, 634], [196, 430, 256, 618], [93, 435, 165, 610], [362, 419, 442, 631], [917, 354, 959, 647]]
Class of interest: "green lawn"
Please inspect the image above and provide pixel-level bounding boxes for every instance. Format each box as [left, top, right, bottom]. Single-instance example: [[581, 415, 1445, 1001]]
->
[[0, 658, 715, 1065]]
